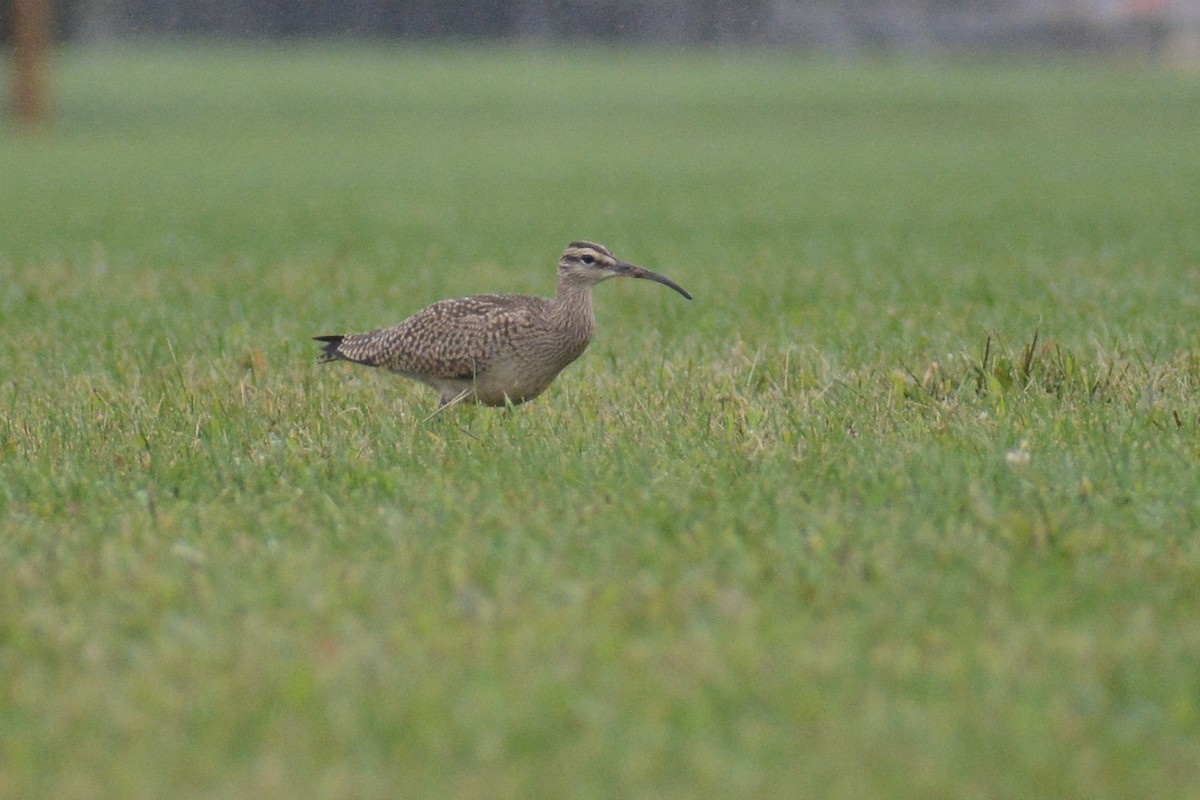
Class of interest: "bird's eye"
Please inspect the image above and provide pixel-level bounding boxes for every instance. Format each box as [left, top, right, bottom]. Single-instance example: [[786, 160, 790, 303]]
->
[[581, 254, 595, 264]]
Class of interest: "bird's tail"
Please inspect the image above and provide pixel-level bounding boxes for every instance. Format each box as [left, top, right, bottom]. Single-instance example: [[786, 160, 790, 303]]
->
[[313, 334, 346, 363]]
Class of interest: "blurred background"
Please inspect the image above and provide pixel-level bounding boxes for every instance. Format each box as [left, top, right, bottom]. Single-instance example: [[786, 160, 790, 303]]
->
[[3, 0, 1198, 50], [7, 0, 1200, 128]]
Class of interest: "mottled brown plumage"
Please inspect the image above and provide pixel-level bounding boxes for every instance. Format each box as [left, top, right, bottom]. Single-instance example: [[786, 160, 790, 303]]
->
[[315, 241, 691, 408]]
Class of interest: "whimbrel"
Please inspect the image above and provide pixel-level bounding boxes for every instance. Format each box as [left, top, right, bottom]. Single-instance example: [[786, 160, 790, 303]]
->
[[314, 241, 692, 408]]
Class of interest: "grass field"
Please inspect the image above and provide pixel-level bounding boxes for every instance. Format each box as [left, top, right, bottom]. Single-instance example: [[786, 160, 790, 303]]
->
[[2, 45, 1200, 798]]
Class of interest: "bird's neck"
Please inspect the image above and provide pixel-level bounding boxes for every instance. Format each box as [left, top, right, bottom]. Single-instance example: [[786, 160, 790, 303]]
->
[[552, 278, 596, 343]]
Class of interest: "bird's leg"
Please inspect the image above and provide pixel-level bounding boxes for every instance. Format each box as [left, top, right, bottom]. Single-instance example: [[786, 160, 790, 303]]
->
[[421, 388, 473, 424]]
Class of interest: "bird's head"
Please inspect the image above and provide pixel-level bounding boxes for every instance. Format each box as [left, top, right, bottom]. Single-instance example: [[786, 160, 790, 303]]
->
[[557, 241, 692, 300]]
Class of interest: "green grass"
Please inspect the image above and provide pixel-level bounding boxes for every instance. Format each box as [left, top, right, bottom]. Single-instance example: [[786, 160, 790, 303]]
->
[[3, 44, 1200, 798]]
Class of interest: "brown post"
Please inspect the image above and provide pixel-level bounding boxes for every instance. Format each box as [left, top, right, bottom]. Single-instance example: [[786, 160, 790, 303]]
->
[[12, 0, 53, 125]]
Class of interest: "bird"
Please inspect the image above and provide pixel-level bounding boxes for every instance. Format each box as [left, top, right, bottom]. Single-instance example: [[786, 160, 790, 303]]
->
[[314, 241, 692, 409]]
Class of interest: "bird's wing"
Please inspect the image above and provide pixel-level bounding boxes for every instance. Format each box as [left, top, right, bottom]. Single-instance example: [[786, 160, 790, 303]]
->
[[335, 295, 547, 380]]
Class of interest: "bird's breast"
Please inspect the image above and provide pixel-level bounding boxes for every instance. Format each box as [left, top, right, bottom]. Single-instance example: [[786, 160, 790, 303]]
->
[[470, 323, 592, 405]]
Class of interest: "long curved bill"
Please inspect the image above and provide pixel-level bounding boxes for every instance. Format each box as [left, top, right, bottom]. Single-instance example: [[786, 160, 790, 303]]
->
[[616, 260, 693, 300]]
